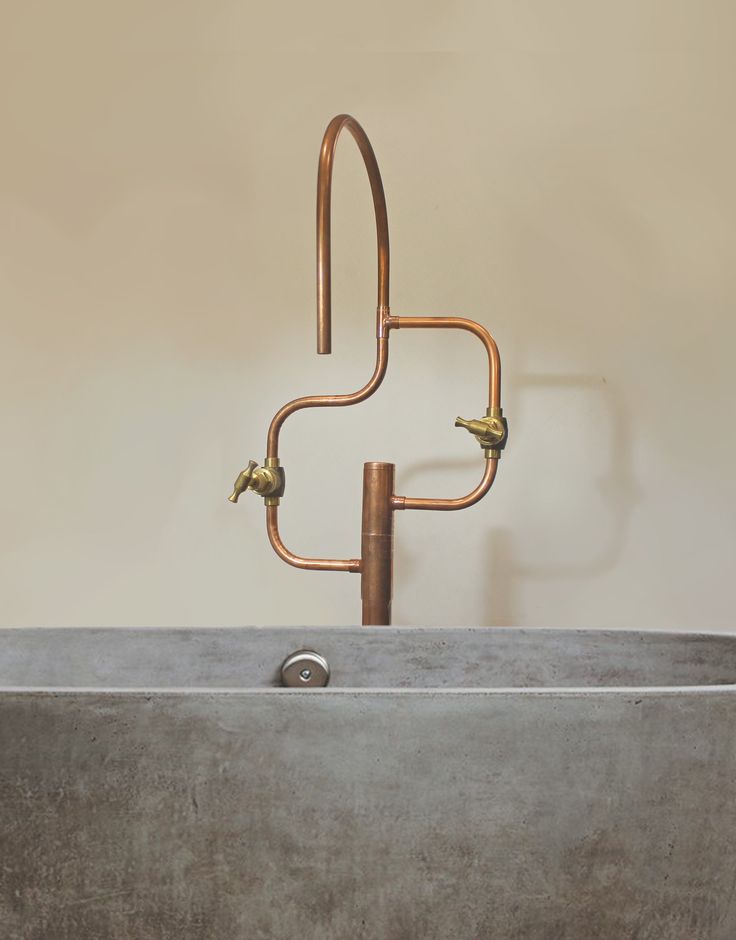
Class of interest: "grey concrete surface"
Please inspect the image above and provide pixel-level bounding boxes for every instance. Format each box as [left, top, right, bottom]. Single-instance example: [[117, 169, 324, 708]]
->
[[1, 628, 735, 939], [2, 625, 736, 689]]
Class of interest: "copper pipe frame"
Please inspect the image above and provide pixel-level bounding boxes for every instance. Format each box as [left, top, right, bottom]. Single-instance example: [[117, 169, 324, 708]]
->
[[262, 114, 504, 625]]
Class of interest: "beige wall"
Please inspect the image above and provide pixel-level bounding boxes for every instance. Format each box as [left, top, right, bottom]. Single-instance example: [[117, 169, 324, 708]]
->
[[1, 2, 734, 629]]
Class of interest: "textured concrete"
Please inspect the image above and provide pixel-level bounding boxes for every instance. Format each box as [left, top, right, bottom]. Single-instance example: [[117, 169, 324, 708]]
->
[[2, 626, 736, 689], [1, 628, 735, 939]]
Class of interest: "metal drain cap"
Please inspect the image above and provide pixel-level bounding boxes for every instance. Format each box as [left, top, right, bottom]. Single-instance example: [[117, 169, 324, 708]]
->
[[281, 650, 330, 688]]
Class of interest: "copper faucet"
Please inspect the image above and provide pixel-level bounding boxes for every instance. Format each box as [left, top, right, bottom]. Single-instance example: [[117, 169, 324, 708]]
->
[[229, 114, 507, 625]]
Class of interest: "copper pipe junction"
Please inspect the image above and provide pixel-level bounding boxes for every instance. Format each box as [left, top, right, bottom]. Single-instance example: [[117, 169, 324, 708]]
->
[[232, 114, 508, 624]]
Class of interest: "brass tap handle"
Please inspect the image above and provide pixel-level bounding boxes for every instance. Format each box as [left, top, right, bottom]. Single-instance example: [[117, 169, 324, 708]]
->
[[229, 459, 286, 505], [229, 461, 259, 503], [455, 412, 508, 454]]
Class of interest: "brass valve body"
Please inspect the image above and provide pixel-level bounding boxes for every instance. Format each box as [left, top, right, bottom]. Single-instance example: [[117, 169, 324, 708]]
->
[[455, 407, 508, 457], [229, 458, 286, 506]]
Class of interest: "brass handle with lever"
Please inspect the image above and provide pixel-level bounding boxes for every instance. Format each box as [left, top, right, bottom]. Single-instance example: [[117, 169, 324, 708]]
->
[[455, 409, 508, 456], [229, 459, 285, 506]]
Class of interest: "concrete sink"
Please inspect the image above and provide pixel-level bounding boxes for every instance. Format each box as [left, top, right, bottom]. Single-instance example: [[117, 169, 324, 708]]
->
[[1, 626, 734, 939]]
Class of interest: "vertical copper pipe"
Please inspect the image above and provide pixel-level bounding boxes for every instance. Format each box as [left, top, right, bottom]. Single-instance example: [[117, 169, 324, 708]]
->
[[317, 114, 390, 354], [361, 462, 395, 626]]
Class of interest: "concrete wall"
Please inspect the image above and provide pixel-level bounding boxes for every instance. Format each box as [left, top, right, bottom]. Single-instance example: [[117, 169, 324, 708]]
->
[[1, 2, 734, 629]]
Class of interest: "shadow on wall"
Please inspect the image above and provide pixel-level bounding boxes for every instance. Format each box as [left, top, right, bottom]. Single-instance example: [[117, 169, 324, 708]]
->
[[485, 372, 641, 624], [391, 455, 479, 589], [397, 372, 641, 625]]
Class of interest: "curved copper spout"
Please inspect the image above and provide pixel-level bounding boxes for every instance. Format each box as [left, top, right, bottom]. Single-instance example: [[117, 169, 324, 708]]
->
[[317, 114, 390, 354]]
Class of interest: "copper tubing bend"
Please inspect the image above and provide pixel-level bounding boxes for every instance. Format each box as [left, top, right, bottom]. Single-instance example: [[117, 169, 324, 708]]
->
[[388, 314, 501, 415], [392, 455, 498, 512], [267, 505, 361, 573], [317, 113, 390, 354], [267, 337, 388, 459]]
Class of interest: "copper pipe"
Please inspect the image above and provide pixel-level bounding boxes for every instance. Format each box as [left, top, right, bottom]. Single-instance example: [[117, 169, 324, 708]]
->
[[267, 335, 389, 458], [266, 114, 390, 572], [317, 114, 390, 354], [388, 315, 501, 409], [393, 457, 498, 512], [387, 314, 501, 511], [361, 462, 394, 625], [263, 114, 392, 571], [266, 505, 361, 573], [237, 116, 507, 618], [264, 332, 389, 573]]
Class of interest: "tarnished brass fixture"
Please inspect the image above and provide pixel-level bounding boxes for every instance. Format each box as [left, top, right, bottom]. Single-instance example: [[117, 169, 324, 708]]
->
[[228, 459, 285, 506], [455, 408, 509, 458], [230, 114, 508, 625]]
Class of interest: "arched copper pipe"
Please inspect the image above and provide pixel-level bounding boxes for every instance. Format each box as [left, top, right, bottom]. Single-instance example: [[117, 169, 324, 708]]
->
[[393, 457, 498, 512], [317, 114, 390, 354], [266, 505, 361, 573], [388, 315, 501, 409]]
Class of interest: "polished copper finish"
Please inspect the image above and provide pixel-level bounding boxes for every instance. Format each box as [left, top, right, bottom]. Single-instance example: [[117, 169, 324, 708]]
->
[[392, 457, 498, 513], [266, 505, 360, 573], [232, 114, 508, 624], [361, 462, 395, 625], [388, 315, 501, 410], [267, 337, 388, 457], [317, 113, 390, 354]]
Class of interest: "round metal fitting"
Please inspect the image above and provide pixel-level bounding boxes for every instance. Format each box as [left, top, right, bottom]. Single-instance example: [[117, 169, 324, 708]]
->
[[280, 650, 330, 688]]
